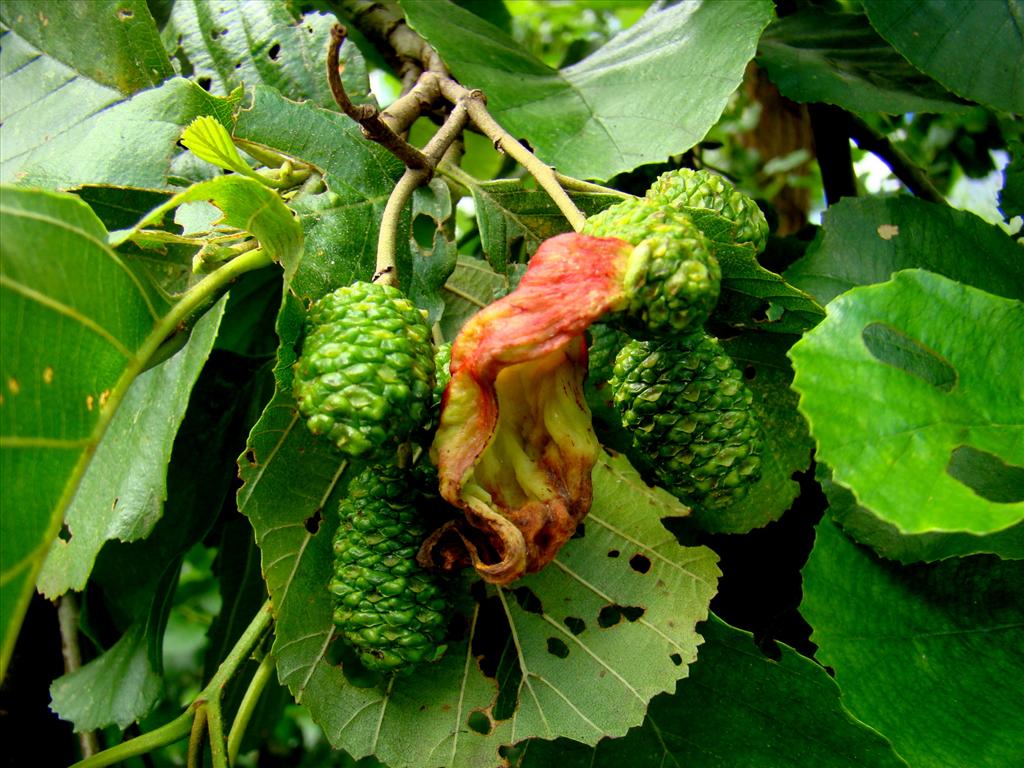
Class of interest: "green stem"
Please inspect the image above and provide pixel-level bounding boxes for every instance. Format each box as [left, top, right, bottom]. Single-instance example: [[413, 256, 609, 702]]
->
[[0, 247, 276, 679], [207, 697, 228, 768], [154, 247, 274, 362], [187, 705, 207, 768], [226, 652, 276, 765], [207, 601, 274, 691], [553, 172, 631, 198], [70, 602, 273, 768], [436, 162, 476, 194], [70, 710, 194, 768]]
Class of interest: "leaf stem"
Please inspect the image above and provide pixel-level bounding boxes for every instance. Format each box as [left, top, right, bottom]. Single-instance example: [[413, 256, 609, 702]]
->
[[151, 247, 274, 364], [57, 595, 101, 758], [226, 652, 276, 765], [207, 697, 228, 768], [553, 172, 631, 199], [437, 80, 586, 231], [70, 710, 194, 768], [69, 602, 273, 768], [187, 705, 207, 768]]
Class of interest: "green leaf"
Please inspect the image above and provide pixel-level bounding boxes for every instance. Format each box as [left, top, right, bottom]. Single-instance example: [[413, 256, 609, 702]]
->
[[789, 269, 1024, 538], [784, 196, 1024, 305], [74, 187, 176, 232], [180, 115, 259, 178], [802, 519, 1024, 768], [707, 233, 825, 335], [513, 615, 909, 768], [400, 0, 775, 180], [240, 302, 720, 768], [679, 332, 813, 534], [0, 187, 162, 677], [232, 85, 406, 300], [757, 9, 971, 116], [163, 2, 369, 111], [822, 465, 1024, 563], [49, 621, 164, 731], [113, 175, 305, 279], [55, 352, 274, 731], [36, 299, 225, 599], [438, 256, 511, 341], [862, 0, 1024, 114], [0, 182, 277, 678], [409, 179, 458, 325], [0, 46, 237, 189], [470, 178, 624, 272], [0, 0, 173, 94]]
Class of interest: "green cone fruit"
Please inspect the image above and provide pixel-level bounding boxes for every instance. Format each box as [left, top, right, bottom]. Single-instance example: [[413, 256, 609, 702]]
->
[[646, 168, 769, 253], [583, 196, 720, 338], [587, 323, 630, 385], [331, 465, 453, 673], [293, 281, 434, 459], [610, 332, 763, 509]]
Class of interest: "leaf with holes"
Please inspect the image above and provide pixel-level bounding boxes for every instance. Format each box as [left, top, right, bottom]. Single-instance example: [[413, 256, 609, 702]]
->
[[162, 1, 370, 111], [0, 0, 173, 95], [512, 615, 909, 768], [240, 330, 720, 768], [789, 269, 1024, 539], [821, 464, 1024, 563]]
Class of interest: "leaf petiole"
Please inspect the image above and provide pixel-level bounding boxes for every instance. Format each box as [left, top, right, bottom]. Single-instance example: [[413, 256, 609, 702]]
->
[[226, 652, 276, 765], [69, 602, 273, 768]]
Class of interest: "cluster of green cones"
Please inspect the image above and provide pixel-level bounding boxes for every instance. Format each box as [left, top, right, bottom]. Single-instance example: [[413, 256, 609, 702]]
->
[[290, 168, 768, 675], [584, 168, 767, 512]]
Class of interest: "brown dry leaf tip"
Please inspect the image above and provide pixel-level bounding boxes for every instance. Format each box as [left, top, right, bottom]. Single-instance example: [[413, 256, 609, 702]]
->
[[428, 233, 634, 584]]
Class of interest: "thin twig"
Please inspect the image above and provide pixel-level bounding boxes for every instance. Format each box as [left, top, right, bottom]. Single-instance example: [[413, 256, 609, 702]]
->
[[375, 101, 471, 285], [380, 71, 442, 135], [328, 24, 429, 170], [439, 80, 585, 231], [57, 595, 101, 758], [847, 114, 945, 204], [338, 1, 587, 230]]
